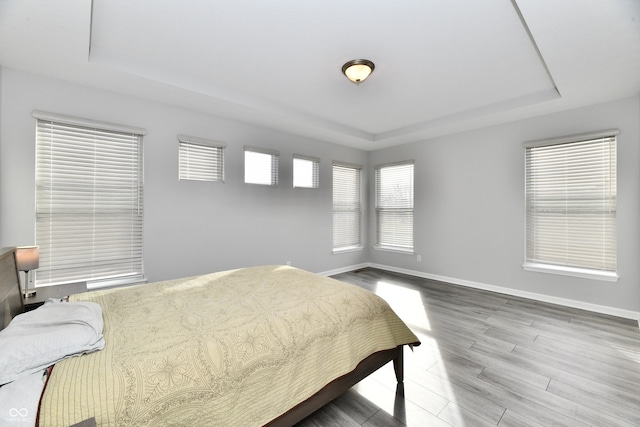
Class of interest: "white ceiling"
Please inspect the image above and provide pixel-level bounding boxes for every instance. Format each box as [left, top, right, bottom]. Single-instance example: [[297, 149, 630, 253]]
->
[[0, 0, 638, 150]]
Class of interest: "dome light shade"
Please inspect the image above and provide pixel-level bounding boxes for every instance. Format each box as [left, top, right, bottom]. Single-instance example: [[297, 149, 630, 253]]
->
[[342, 59, 375, 85]]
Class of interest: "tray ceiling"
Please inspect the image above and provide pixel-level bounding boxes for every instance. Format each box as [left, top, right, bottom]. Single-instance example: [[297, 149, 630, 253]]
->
[[0, 0, 638, 150]]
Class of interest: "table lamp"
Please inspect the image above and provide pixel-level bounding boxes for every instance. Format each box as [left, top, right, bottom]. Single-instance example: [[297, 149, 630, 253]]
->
[[16, 246, 39, 298]]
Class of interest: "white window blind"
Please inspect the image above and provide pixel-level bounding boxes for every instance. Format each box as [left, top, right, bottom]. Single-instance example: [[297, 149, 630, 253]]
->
[[293, 154, 320, 189], [375, 161, 414, 252], [244, 146, 279, 186], [34, 112, 145, 288], [332, 162, 362, 251], [178, 134, 225, 182], [524, 131, 617, 279]]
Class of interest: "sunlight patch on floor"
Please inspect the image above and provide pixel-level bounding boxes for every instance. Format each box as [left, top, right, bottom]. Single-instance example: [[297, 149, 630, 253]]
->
[[610, 343, 640, 363], [374, 280, 464, 426], [375, 281, 431, 331]]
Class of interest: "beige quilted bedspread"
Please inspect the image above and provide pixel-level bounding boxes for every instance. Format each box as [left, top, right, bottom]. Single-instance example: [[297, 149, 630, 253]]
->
[[38, 266, 419, 426]]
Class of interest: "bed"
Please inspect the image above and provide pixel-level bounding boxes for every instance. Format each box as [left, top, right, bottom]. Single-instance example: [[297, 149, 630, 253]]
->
[[0, 247, 420, 426]]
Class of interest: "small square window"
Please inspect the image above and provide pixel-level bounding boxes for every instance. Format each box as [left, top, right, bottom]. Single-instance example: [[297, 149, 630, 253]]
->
[[178, 134, 225, 182], [245, 146, 279, 186], [293, 155, 319, 188]]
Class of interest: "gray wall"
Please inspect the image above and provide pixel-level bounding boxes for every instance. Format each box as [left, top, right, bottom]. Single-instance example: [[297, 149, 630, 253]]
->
[[1, 67, 638, 316], [0, 68, 368, 281], [368, 96, 640, 314]]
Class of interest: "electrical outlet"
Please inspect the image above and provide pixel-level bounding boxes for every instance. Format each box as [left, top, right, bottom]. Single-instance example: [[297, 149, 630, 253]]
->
[[417, 255, 422, 262], [286, 260, 291, 266]]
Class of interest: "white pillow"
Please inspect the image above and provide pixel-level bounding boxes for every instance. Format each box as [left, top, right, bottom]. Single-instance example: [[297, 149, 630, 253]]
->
[[0, 301, 105, 385]]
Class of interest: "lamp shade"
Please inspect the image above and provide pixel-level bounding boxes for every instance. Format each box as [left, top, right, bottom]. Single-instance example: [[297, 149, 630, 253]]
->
[[16, 246, 40, 271], [342, 59, 375, 85]]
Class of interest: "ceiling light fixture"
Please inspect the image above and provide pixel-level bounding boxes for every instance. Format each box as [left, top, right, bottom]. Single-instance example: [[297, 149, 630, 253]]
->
[[342, 59, 375, 85]]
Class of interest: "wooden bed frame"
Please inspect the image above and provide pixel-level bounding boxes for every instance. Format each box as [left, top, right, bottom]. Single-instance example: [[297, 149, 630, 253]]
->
[[268, 346, 404, 426], [0, 247, 407, 426]]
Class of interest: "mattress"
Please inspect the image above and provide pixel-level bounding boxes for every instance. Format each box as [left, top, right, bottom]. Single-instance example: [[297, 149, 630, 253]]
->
[[38, 265, 419, 426]]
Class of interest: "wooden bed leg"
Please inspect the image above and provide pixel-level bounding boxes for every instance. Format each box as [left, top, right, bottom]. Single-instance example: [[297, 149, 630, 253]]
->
[[392, 346, 404, 383]]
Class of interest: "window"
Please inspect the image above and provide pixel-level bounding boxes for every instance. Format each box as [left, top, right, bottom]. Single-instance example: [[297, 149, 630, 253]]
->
[[524, 130, 618, 281], [375, 161, 414, 253], [293, 155, 320, 189], [34, 111, 145, 288], [178, 134, 225, 182], [244, 146, 279, 186], [332, 162, 362, 252]]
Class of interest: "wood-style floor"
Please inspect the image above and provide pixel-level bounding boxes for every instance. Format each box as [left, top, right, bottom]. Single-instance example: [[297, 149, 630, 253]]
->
[[296, 268, 640, 427]]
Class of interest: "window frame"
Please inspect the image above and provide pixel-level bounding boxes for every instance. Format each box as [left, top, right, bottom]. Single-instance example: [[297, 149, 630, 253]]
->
[[523, 129, 619, 282], [293, 154, 320, 189], [178, 134, 225, 182], [374, 160, 415, 254], [33, 110, 146, 289], [244, 146, 279, 186], [332, 161, 363, 253]]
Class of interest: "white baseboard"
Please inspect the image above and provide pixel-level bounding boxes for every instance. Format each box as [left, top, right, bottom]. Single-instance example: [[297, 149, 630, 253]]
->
[[367, 263, 640, 324], [317, 263, 369, 278]]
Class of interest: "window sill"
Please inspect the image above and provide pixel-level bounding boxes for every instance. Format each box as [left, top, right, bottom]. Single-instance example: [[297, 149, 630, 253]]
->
[[522, 263, 618, 282], [245, 183, 278, 187], [332, 245, 364, 255], [86, 276, 147, 290], [374, 245, 414, 255]]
